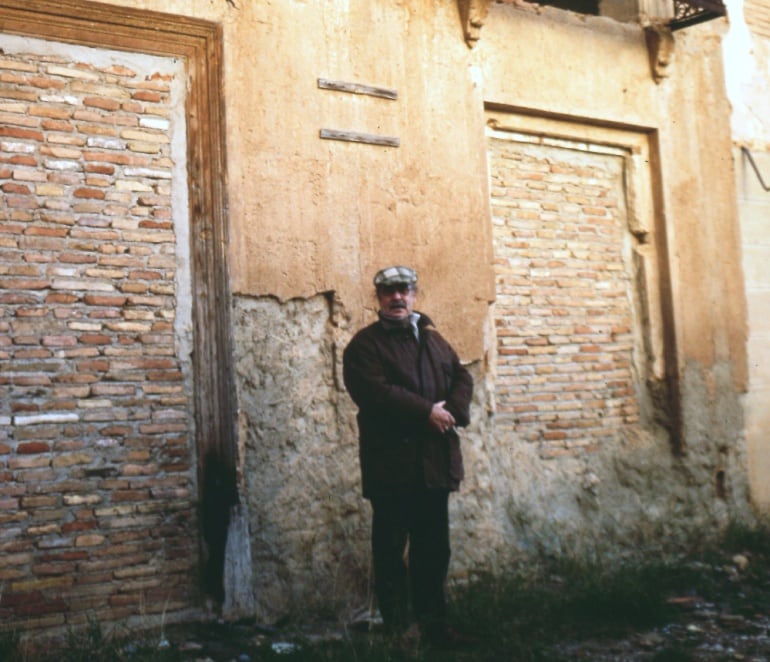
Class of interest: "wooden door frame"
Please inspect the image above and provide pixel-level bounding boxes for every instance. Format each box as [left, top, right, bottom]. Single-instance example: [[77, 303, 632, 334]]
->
[[0, 0, 237, 603]]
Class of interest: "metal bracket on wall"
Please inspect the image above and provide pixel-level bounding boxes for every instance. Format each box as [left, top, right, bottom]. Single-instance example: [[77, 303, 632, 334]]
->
[[742, 146, 770, 192]]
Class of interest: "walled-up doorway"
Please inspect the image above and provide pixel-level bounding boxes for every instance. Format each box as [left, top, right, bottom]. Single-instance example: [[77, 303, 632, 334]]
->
[[0, 0, 235, 631], [485, 110, 677, 454]]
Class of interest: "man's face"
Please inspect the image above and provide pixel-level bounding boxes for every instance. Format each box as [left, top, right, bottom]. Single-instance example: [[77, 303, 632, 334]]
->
[[376, 283, 416, 320]]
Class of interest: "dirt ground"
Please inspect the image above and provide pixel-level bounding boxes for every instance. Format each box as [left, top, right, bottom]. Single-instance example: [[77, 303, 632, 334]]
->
[[116, 551, 770, 661], [162, 568, 770, 661]]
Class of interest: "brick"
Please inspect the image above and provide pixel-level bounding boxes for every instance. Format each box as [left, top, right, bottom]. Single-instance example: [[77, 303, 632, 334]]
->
[[0, 512, 29, 526], [17, 442, 50, 454], [41, 335, 77, 347], [51, 453, 93, 467], [32, 562, 77, 576], [51, 279, 115, 292], [39, 550, 89, 564], [0, 126, 43, 141], [0, 59, 36, 73], [46, 65, 100, 81], [83, 96, 121, 111], [120, 578, 162, 593], [27, 523, 60, 536], [61, 520, 97, 533], [112, 490, 149, 502], [14, 413, 79, 426], [132, 90, 162, 103], [10, 576, 73, 592], [25, 226, 68, 238], [82, 294, 127, 306], [85, 163, 115, 175], [2, 182, 31, 194], [75, 534, 105, 547], [79, 334, 112, 345], [73, 187, 106, 200], [16, 308, 48, 317]]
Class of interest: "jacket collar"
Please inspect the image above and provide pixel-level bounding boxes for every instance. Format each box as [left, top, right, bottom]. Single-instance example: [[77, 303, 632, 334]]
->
[[378, 311, 436, 339]]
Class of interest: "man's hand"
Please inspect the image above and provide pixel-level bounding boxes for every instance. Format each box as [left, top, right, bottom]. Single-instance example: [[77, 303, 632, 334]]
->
[[429, 400, 456, 434]]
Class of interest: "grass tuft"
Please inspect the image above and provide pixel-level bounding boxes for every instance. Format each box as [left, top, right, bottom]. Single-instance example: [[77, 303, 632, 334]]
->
[[443, 558, 686, 660]]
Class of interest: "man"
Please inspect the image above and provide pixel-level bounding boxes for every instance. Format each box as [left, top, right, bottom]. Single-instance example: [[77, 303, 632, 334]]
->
[[342, 265, 473, 646]]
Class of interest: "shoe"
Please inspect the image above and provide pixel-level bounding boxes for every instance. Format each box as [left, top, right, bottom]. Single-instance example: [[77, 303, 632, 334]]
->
[[425, 625, 478, 650], [394, 623, 422, 656]]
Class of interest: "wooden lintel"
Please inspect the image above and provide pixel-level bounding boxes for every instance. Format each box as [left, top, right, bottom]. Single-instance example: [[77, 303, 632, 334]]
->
[[320, 129, 400, 147], [317, 78, 397, 100]]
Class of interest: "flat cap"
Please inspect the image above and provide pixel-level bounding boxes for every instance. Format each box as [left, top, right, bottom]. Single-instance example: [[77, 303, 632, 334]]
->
[[373, 265, 417, 288]]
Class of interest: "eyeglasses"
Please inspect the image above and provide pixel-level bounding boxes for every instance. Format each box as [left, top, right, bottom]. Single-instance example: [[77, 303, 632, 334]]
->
[[377, 284, 414, 295]]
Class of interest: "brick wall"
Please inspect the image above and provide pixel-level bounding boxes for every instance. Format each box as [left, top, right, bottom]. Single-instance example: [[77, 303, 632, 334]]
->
[[0, 44, 198, 633], [488, 136, 640, 458]]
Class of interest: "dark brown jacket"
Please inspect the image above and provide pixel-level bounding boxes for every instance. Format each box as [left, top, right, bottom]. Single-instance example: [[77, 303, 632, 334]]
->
[[343, 312, 473, 498]]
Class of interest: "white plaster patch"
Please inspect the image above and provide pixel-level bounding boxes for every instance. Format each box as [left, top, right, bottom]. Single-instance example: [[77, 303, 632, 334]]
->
[[14, 413, 80, 426]]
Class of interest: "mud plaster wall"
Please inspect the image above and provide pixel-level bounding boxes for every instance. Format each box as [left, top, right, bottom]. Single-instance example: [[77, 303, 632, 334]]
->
[[232, 294, 507, 621], [233, 294, 751, 624], [57, 0, 753, 624], [232, 294, 365, 620]]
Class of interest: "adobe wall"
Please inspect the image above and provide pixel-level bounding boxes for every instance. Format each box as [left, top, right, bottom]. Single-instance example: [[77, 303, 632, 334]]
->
[[228, 0, 750, 623], [724, 0, 770, 508], [0, 0, 754, 635], [224, 0, 750, 622]]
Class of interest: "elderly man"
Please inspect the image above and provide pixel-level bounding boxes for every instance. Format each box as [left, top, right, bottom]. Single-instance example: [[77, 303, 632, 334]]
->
[[342, 265, 473, 646]]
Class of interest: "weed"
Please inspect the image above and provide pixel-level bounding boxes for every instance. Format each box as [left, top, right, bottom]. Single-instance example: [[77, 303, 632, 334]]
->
[[443, 558, 686, 660], [0, 630, 21, 662], [720, 517, 770, 556]]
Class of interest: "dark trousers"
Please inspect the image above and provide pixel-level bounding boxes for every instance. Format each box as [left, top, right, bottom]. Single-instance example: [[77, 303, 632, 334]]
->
[[370, 490, 450, 634]]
